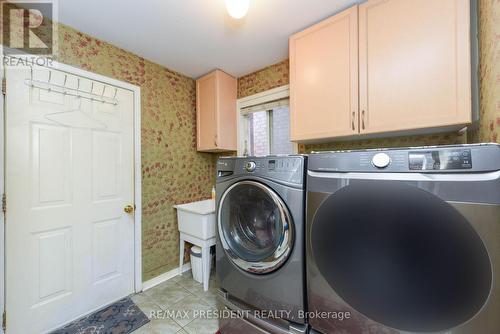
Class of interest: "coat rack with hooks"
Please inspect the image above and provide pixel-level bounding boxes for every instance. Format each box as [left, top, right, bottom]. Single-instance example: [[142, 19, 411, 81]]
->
[[24, 66, 120, 105]]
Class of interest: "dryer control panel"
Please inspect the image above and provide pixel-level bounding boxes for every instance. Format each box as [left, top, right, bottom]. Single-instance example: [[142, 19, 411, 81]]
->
[[409, 148, 472, 170], [308, 144, 500, 173]]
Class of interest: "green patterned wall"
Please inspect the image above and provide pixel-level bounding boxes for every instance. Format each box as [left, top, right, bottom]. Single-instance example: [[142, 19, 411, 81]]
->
[[238, 60, 289, 99], [298, 133, 467, 154], [468, 0, 500, 144]]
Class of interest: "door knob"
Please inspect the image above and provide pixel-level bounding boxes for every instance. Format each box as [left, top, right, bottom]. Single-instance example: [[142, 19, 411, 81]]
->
[[124, 205, 135, 214]]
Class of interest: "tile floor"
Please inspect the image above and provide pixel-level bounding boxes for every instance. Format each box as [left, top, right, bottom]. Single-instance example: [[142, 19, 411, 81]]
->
[[131, 270, 220, 334]]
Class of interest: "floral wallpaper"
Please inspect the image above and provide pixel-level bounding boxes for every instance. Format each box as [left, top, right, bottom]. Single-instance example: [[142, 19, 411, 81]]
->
[[54, 24, 215, 281], [237, 60, 289, 98], [299, 132, 468, 153], [469, 0, 500, 144]]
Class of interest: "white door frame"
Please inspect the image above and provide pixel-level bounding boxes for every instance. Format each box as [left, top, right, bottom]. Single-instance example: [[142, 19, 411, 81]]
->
[[236, 85, 298, 156], [1, 63, 5, 334], [0, 60, 143, 331]]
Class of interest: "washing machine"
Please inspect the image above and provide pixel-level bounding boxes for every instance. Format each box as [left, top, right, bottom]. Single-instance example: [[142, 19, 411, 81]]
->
[[216, 156, 308, 334], [306, 144, 500, 334]]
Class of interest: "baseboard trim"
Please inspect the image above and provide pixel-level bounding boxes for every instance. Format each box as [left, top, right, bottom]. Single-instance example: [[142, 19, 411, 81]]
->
[[141, 263, 191, 292]]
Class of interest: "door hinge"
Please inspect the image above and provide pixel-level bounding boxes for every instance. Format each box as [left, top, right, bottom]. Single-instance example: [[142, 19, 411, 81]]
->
[[1, 77, 5, 96], [2, 194, 6, 214], [2, 310, 6, 331]]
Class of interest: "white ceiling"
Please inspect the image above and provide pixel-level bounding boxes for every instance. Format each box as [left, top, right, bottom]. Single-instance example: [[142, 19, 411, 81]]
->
[[59, 0, 363, 78]]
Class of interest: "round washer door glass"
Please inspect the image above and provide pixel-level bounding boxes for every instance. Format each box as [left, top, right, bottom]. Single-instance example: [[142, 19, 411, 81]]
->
[[218, 181, 294, 274]]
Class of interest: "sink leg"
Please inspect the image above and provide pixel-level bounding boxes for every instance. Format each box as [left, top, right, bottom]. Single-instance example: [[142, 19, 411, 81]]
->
[[202, 246, 211, 291], [179, 238, 185, 276]]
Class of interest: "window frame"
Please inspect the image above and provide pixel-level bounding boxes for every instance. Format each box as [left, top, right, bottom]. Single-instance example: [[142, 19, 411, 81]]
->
[[237, 85, 298, 156]]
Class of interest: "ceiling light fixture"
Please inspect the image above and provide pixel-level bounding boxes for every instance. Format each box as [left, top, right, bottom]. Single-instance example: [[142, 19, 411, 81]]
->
[[225, 0, 250, 19]]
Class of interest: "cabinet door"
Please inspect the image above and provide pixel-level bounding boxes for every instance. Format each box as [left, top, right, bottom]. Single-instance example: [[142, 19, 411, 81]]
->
[[216, 71, 237, 151], [359, 0, 471, 134], [197, 72, 217, 151], [290, 6, 359, 142]]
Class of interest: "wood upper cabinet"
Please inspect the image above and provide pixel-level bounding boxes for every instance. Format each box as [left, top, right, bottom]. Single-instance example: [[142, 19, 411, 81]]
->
[[359, 0, 471, 134], [289, 0, 472, 142], [196, 70, 237, 152], [290, 6, 359, 142]]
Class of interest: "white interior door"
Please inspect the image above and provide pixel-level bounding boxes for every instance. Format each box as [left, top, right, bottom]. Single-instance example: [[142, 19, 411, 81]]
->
[[5, 66, 136, 334]]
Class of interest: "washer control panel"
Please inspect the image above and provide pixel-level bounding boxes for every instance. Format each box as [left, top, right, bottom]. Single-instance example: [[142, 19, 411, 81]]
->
[[217, 156, 306, 185]]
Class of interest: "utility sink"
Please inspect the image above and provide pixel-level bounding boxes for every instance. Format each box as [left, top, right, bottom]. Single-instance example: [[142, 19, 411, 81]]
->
[[173, 199, 216, 240], [174, 199, 216, 291]]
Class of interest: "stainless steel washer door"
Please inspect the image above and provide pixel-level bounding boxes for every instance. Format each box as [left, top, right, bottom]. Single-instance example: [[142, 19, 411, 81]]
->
[[218, 181, 294, 274]]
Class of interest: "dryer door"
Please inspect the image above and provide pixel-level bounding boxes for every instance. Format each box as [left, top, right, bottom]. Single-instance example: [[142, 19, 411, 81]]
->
[[308, 180, 492, 333], [218, 181, 294, 274]]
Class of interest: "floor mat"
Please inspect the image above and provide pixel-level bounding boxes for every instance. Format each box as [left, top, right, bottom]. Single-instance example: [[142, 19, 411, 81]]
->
[[51, 297, 150, 334]]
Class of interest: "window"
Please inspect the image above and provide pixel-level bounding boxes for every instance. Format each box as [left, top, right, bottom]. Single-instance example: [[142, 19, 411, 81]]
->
[[242, 103, 294, 156], [237, 86, 295, 156]]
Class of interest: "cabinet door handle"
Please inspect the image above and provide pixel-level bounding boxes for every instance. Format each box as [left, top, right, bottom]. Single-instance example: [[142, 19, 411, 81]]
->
[[214, 134, 218, 147], [361, 110, 366, 130], [351, 111, 356, 131]]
